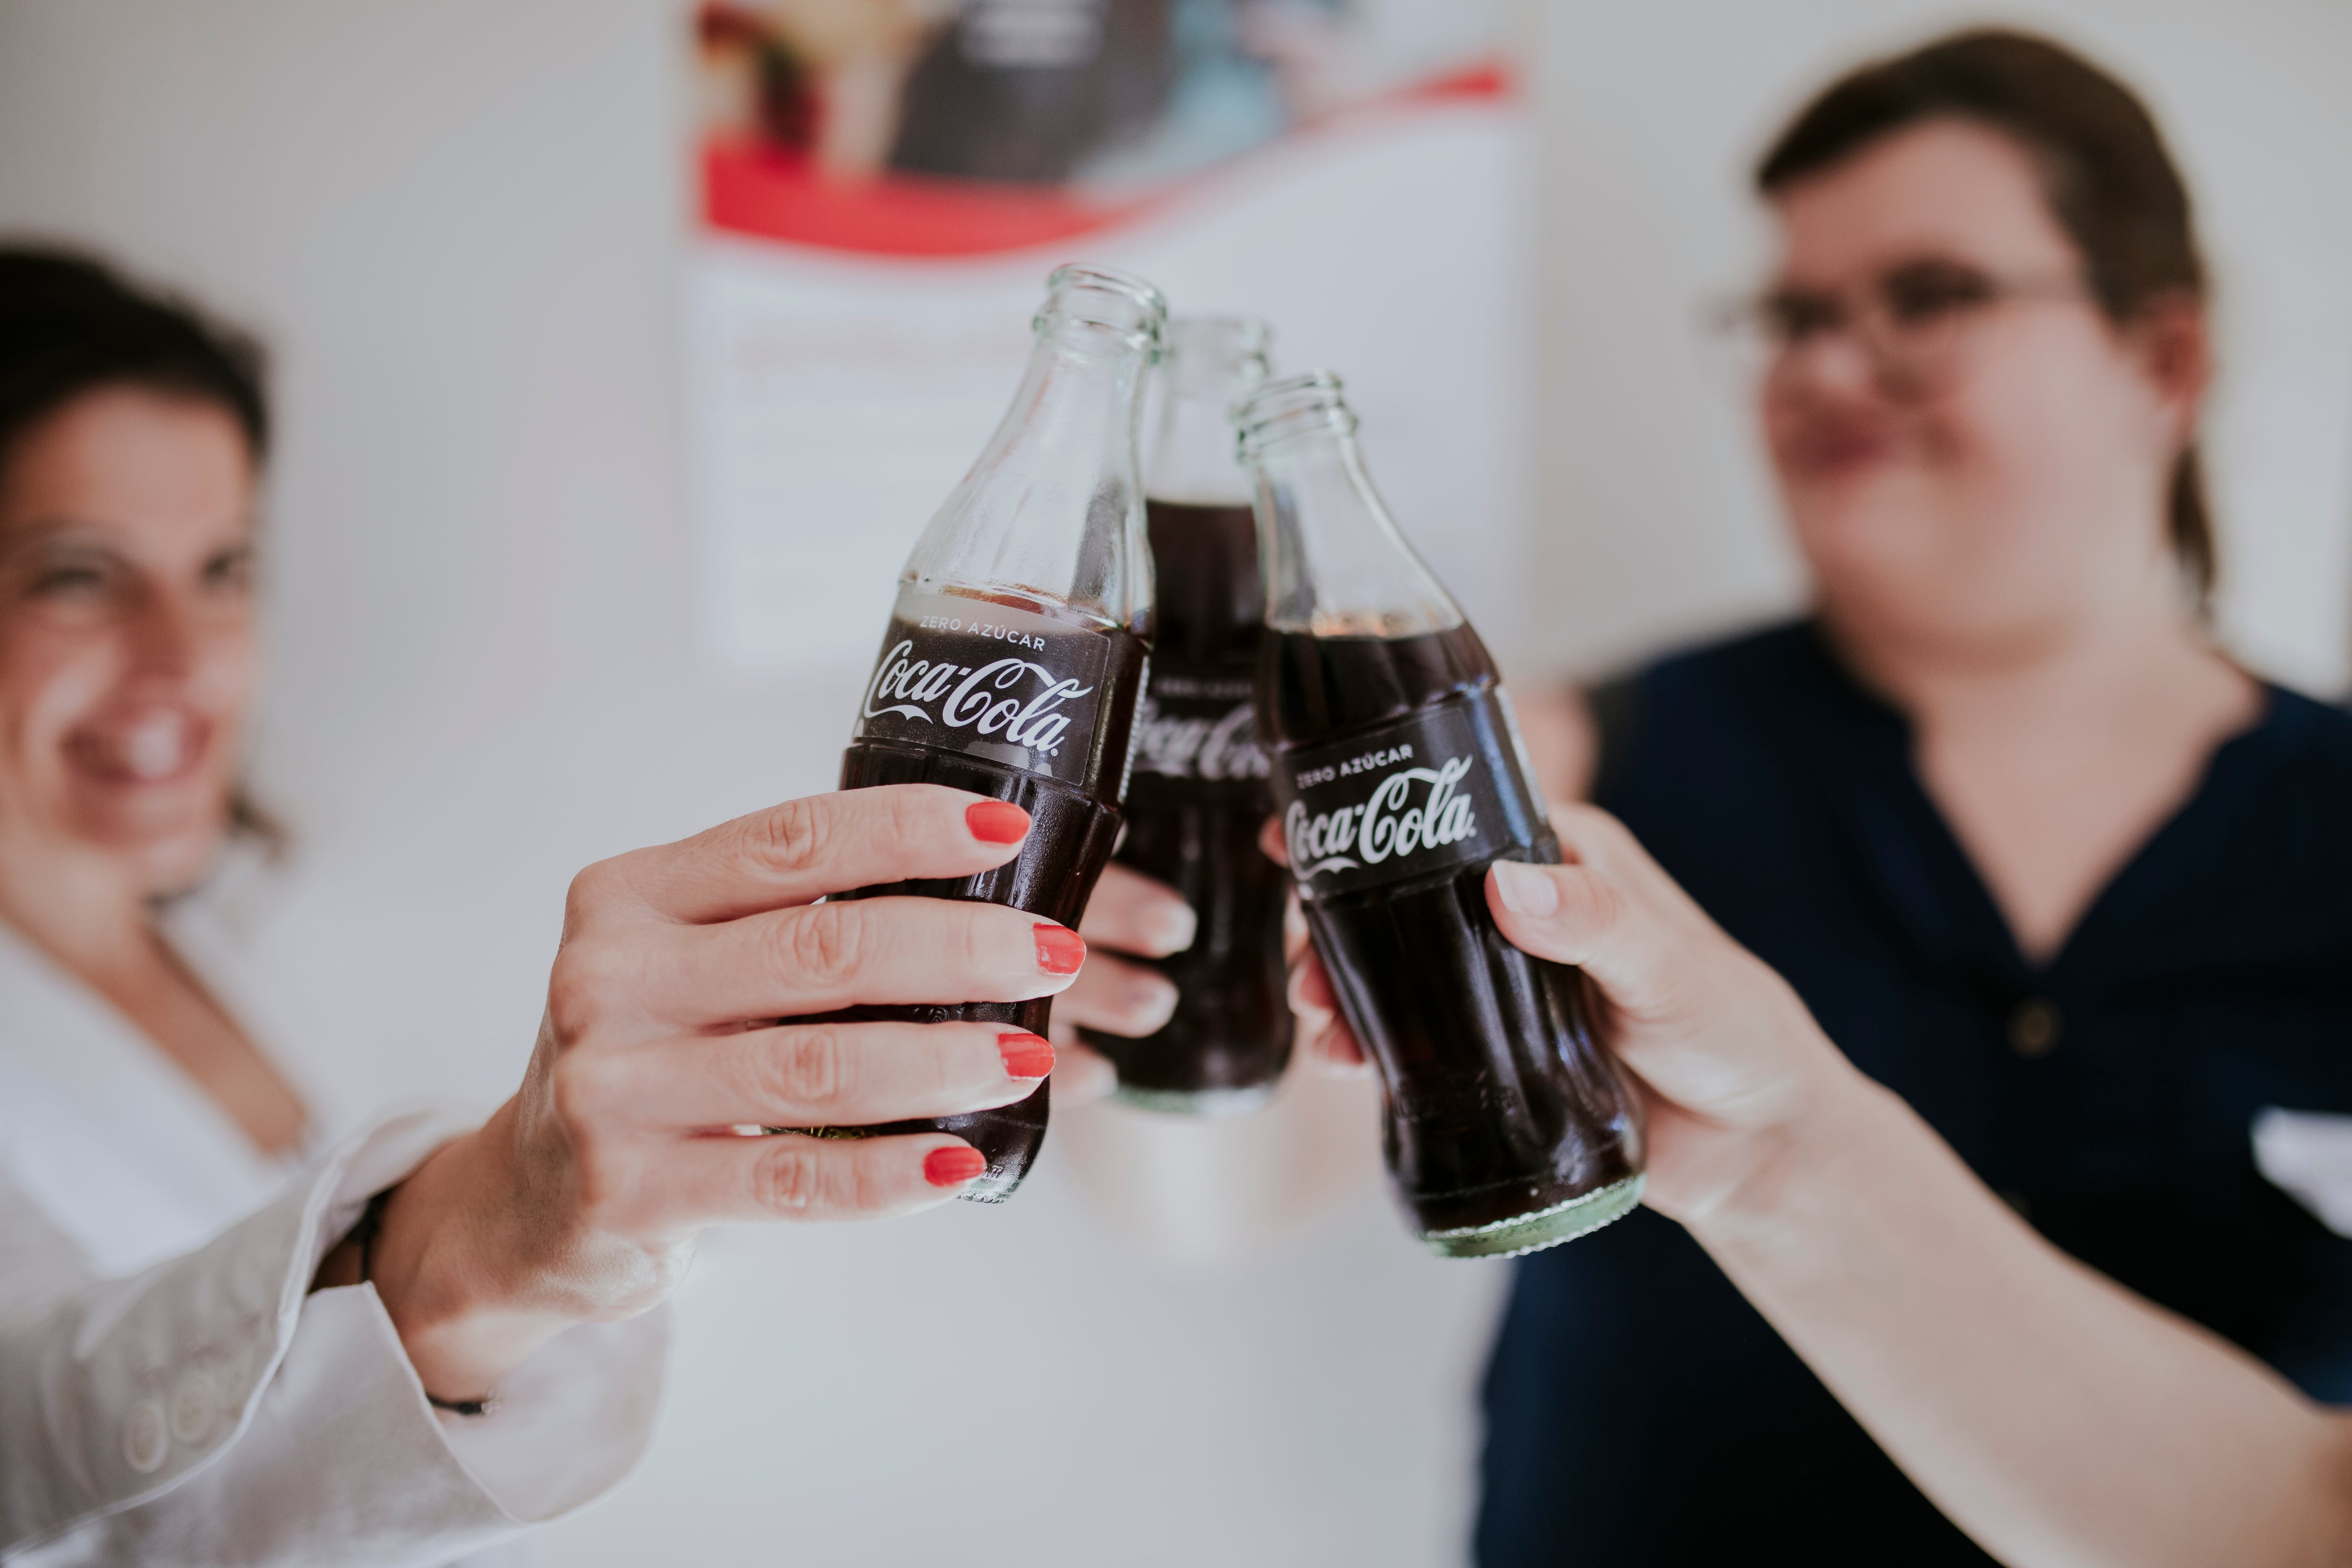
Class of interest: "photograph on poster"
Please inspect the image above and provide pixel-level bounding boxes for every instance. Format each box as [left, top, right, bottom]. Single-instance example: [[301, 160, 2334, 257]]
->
[[686, 0, 1532, 670]]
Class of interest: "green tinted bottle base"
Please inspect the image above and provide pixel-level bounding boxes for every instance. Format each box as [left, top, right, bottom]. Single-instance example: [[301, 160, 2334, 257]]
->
[[1109, 1082, 1279, 1117], [1419, 1172, 1646, 1259]]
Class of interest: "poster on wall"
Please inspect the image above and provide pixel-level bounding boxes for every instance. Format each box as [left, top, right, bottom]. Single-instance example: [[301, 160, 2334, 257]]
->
[[689, 0, 1529, 671]]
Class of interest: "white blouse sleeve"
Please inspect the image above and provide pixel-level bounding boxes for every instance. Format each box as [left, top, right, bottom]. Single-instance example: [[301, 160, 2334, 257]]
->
[[0, 1107, 667, 1566]]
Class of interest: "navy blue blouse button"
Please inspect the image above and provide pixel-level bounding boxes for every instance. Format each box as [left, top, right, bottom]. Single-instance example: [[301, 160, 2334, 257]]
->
[[2008, 997, 2063, 1059]]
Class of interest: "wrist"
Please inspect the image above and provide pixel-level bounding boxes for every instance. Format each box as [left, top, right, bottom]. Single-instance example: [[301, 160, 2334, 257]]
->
[[1680, 1063, 1898, 1258], [368, 1101, 576, 1402]]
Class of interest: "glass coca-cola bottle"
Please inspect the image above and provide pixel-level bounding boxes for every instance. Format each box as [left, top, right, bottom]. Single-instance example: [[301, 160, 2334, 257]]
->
[[1079, 316, 1293, 1114], [1237, 370, 1645, 1255], [799, 264, 1165, 1202]]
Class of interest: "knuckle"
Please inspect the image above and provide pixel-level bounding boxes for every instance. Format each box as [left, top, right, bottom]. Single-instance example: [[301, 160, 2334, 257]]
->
[[876, 787, 932, 858], [570, 1142, 636, 1228], [754, 1142, 823, 1214], [1584, 870, 1629, 933], [1554, 865, 1615, 930], [563, 858, 623, 931], [842, 1150, 896, 1214], [545, 944, 623, 1046], [782, 904, 866, 991], [955, 907, 1001, 983], [764, 1027, 850, 1110], [751, 796, 828, 876], [914, 1035, 960, 1101], [547, 1050, 614, 1130]]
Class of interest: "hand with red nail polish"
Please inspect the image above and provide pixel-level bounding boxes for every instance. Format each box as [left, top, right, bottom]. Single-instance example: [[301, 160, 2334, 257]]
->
[[998, 1031, 1056, 1080], [965, 799, 1031, 844], [1042, 861, 1192, 1102], [357, 784, 1083, 1407], [1033, 923, 1086, 975], [924, 1147, 990, 1187]]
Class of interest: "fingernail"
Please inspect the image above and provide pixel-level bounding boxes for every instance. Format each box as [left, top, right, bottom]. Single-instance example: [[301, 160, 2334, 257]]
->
[[1152, 901, 1199, 955], [997, 1031, 1056, 1079], [966, 800, 1031, 844], [1491, 860, 1559, 918], [1033, 923, 1086, 975], [924, 1146, 988, 1187], [1124, 972, 1177, 1013]]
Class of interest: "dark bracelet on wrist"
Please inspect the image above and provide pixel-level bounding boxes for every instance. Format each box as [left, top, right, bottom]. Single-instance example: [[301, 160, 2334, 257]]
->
[[346, 1187, 499, 1418]]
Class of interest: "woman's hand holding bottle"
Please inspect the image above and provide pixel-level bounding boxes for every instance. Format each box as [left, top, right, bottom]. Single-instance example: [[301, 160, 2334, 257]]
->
[[356, 784, 1086, 1404], [1278, 801, 1872, 1232]]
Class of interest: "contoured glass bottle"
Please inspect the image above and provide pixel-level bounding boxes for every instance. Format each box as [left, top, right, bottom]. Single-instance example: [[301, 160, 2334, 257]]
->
[[1079, 316, 1294, 1113], [808, 264, 1165, 1202], [1239, 370, 1646, 1255]]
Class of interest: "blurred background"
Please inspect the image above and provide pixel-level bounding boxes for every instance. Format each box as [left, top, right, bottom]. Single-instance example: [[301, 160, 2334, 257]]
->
[[0, 1, 2344, 1563]]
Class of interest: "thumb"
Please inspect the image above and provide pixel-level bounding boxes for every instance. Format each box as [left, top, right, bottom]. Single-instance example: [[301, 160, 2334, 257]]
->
[[1485, 858, 1692, 1026]]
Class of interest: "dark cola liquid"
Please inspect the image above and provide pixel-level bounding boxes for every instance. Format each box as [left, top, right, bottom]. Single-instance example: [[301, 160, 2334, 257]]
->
[[1263, 625, 1643, 1251], [1080, 500, 1292, 1110], [806, 617, 1148, 1203]]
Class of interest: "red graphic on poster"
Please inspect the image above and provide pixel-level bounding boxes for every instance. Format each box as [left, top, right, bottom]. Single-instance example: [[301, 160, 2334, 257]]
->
[[694, 1, 1510, 257]]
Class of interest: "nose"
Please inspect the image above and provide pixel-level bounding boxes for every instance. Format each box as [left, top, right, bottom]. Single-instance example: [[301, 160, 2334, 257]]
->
[[123, 583, 203, 679], [1772, 328, 1880, 401]]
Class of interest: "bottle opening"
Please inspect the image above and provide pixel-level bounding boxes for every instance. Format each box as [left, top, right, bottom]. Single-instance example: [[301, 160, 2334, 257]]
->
[[1165, 315, 1271, 396], [1038, 263, 1168, 350], [1234, 369, 1359, 460], [1149, 314, 1273, 506]]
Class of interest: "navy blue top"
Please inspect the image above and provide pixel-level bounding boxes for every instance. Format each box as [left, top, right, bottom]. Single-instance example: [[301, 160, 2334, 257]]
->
[[1476, 621, 2352, 1567]]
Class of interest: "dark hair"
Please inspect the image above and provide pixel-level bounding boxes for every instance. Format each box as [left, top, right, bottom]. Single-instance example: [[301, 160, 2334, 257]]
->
[[0, 246, 270, 468], [0, 245, 286, 858], [1756, 29, 2217, 604]]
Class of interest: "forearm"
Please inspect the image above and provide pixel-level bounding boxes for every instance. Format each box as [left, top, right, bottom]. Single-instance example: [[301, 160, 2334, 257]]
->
[[2, 1108, 658, 1561], [1692, 1073, 2352, 1568]]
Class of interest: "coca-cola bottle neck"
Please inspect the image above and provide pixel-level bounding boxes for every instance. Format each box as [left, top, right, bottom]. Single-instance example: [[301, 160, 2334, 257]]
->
[[903, 265, 1165, 634], [1147, 316, 1270, 505], [1238, 371, 1462, 637]]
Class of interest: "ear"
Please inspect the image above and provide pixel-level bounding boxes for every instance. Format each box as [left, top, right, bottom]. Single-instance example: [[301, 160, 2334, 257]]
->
[[2122, 290, 2211, 449]]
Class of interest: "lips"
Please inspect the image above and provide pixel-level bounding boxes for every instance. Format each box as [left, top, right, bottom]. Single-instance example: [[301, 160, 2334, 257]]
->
[[1786, 419, 1902, 479], [64, 707, 212, 787]]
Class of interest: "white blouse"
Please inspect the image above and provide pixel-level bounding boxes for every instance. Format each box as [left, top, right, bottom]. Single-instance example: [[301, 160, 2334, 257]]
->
[[0, 882, 667, 1565]]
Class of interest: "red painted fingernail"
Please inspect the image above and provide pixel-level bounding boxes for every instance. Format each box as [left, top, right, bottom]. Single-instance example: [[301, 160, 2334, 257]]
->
[[998, 1031, 1056, 1079], [924, 1146, 988, 1187], [966, 800, 1031, 844], [1032, 923, 1086, 975]]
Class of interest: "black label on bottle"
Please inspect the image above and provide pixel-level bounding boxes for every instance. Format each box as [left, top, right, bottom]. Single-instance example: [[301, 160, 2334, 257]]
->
[[1271, 689, 1538, 899], [1131, 667, 1269, 783], [854, 588, 1110, 787]]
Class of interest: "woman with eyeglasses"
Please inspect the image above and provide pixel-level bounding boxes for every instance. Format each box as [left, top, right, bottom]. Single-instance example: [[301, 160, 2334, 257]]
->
[[1477, 29, 2352, 1562], [1064, 27, 2352, 1566]]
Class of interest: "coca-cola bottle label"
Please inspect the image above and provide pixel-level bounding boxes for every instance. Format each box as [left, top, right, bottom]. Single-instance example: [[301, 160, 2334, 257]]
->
[[1132, 669, 1269, 784], [1271, 689, 1539, 899], [855, 587, 1113, 787]]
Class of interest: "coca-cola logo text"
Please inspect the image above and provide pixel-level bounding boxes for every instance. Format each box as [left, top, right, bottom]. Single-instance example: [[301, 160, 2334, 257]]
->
[[1286, 752, 1478, 878], [862, 639, 1094, 761], [1133, 693, 1268, 780]]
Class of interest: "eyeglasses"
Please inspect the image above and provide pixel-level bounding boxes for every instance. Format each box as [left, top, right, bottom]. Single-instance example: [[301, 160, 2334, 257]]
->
[[1713, 260, 2091, 396]]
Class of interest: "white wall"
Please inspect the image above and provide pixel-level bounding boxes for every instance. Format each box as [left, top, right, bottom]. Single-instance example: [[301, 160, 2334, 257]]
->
[[0, 3, 2345, 1566]]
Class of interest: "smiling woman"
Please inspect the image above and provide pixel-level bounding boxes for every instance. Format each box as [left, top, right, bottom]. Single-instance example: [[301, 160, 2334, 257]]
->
[[0, 249, 1163, 1566], [8, 392, 259, 845], [0, 254, 299, 1155]]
